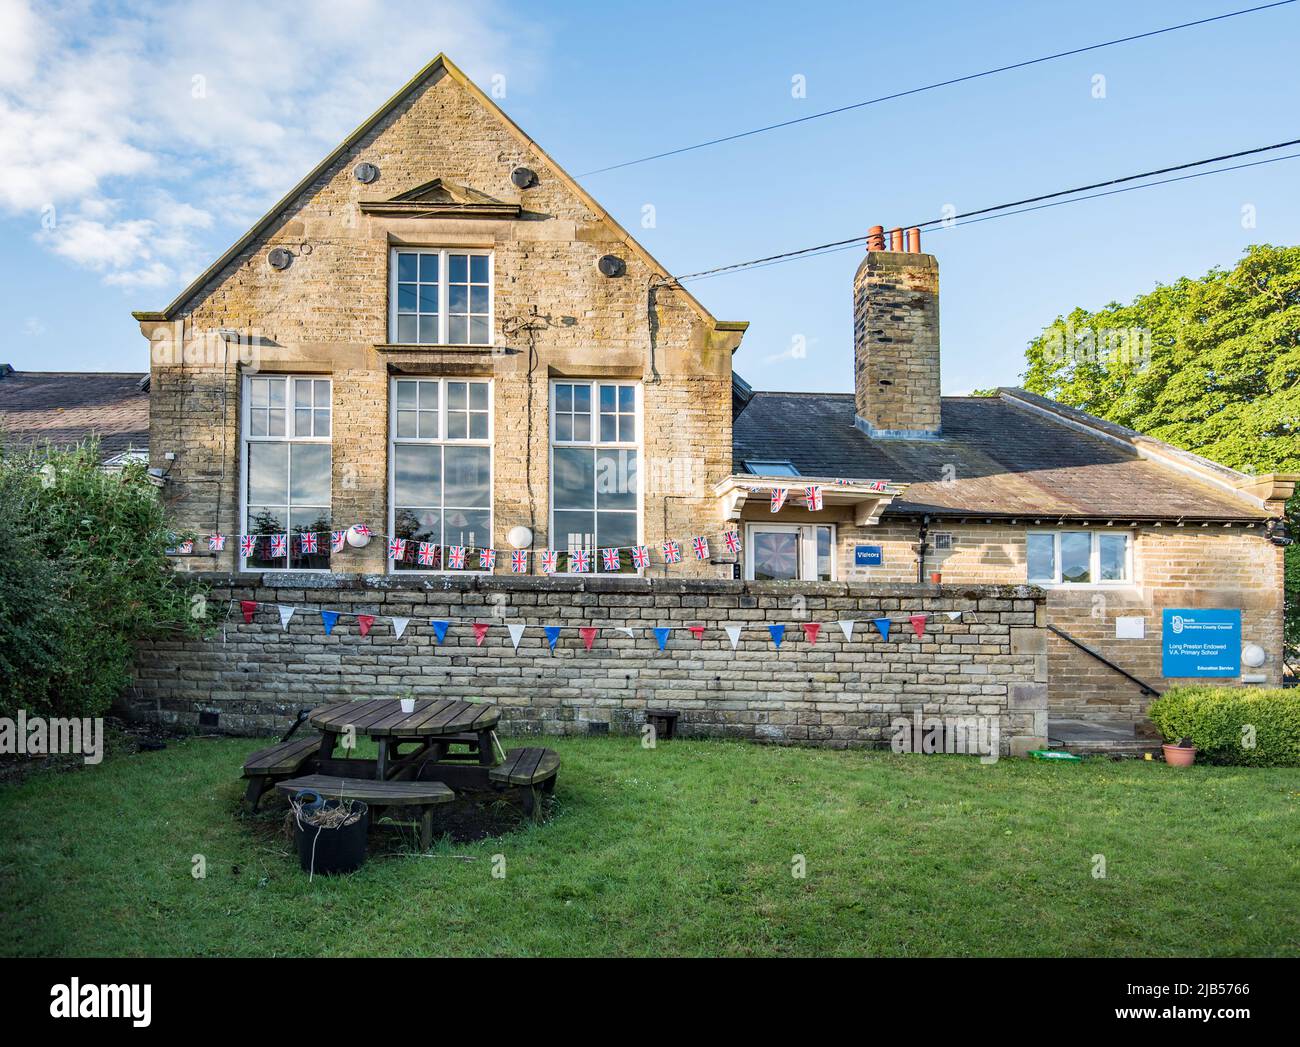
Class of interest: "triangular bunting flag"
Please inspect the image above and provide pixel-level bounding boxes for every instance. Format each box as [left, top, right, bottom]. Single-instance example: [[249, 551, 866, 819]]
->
[[802, 622, 821, 645], [320, 610, 339, 635], [431, 620, 450, 643], [946, 611, 962, 621], [507, 623, 526, 652], [688, 625, 705, 640], [615, 626, 636, 638], [473, 622, 490, 647], [653, 627, 672, 650], [769, 624, 785, 648], [579, 626, 598, 651], [837, 619, 856, 642], [725, 623, 743, 650], [357, 614, 375, 637], [910, 614, 927, 639], [873, 617, 891, 641], [240, 600, 257, 624], [277, 605, 295, 631], [544, 626, 562, 650], [391, 616, 410, 640]]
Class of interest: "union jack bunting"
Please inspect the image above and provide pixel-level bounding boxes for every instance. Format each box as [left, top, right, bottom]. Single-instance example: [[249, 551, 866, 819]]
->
[[479, 548, 496, 570], [723, 530, 741, 553], [299, 531, 318, 554], [240, 535, 257, 558], [833, 478, 852, 486], [353, 524, 371, 537], [176, 539, 194, 554], [661, 540, 682, 564], [331, 530, 347, 553], [805, 485, 823, 511], [631, 545, 650, 569], [770, 487, 789, 512], [868, 480, 887, 491], [601, 548, 621, 571], [417, 541, 436, 566], [570, 549, 590, 573], [511, 550, 529, 573], [448, 545, 467, 569], [692, 536, 709, 560], [388, 538, 407, 561], [540, 549, 558, 574], [208, 533, 226, 552], [269, 534, 287, 558]]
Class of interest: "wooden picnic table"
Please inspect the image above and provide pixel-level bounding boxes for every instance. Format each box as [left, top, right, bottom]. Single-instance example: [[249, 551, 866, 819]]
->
[[308, 699, 501, 783]]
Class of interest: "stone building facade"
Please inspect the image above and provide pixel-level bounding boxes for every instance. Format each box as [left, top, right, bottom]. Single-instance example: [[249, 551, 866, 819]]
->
[[129, 52, 1294, 747]]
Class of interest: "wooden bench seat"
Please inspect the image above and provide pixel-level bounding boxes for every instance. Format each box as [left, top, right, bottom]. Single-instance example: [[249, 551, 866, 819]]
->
[[241, 736, 321, 811], [275, 774, 455, 849], [488, 747, 560, 820]]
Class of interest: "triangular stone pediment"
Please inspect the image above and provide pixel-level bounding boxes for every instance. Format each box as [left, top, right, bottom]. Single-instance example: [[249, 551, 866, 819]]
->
[[361, 178, 520, 219]]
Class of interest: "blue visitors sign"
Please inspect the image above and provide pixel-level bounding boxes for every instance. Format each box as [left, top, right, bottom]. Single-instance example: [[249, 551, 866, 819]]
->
[[854, 545, 883, 567], [1162, 608, 1241, 678]]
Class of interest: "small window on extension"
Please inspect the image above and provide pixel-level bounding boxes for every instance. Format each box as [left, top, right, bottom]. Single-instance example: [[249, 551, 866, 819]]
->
[[743, 459, 800, 477]]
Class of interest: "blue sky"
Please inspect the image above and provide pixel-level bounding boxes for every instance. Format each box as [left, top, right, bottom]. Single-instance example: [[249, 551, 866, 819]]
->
[[2, 0, 1297, 394]]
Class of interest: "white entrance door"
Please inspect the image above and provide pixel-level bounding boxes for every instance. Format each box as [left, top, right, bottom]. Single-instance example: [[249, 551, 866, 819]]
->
[[745, 524, 835, 581]]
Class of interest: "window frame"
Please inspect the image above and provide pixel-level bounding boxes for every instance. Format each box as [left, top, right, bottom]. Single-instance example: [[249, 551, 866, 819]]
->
[[239, 373, 333, 574], [743, 523, 837, 582], [548, 379, 643, 575], [388, 376, 495, 575], [388, 247, 494, 347], [1025, 528, 1134, 587], [743, 459, 800, 477]]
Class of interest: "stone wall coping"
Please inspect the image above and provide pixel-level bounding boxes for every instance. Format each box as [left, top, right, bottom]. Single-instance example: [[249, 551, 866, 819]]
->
[[188, 571, 1045, 602]]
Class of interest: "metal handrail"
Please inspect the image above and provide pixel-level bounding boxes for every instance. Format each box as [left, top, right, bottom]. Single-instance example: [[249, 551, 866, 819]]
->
[[1046, 625, 1162, 698]]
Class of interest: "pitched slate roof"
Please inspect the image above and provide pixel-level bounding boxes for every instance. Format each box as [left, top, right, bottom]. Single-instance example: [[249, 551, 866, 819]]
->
[[0, 371, 149, 457], [733, 390, 1265, 521]]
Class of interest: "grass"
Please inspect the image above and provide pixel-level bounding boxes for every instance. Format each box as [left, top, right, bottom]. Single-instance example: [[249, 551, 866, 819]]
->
[[1, 734, 1297, 957]]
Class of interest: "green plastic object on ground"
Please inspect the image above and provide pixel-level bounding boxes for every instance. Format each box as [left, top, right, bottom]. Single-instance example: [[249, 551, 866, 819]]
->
[[1029, 749, 1082, 762]]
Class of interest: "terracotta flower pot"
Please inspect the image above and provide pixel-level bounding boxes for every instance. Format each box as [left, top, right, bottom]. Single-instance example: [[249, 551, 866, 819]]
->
[[929, 572, 942, 584], [1161, 743, 1197, 767]]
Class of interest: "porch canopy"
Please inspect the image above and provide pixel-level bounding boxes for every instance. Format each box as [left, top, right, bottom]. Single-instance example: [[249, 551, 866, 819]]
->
[[713, 475, 906, 526]]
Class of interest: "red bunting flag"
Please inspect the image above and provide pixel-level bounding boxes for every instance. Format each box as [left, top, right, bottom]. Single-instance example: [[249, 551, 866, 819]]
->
[[579, 627, 598, 651], [688, 624, 705, 640], [240, 600, 257, 624], [802, 622, 821, 644], [357, 614, 375, 637], [473, 622, 490, 646], [910, 614, 927, 639]]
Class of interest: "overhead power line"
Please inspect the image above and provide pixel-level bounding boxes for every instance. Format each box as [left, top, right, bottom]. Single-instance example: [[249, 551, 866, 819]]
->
[[666, 137, 1300, 283], [578, 1, 1297, 177]]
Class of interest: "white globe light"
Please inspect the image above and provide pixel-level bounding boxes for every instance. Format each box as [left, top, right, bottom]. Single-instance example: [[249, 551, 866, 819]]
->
[[1241, 643, 1266, 668], [507, 525, 533, 550], [346, 524, 372, 549]]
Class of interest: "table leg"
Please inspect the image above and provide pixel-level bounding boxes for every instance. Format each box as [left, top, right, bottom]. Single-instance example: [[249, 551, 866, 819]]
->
[[477, 728, 496, 766], [376, 738, 390, 780], [317, 731, 336, 760]]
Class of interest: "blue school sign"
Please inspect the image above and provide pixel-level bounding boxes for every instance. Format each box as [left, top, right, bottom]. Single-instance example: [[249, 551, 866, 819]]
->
[[1162, 609, 1241, 678], [854, 545, 883, 567]]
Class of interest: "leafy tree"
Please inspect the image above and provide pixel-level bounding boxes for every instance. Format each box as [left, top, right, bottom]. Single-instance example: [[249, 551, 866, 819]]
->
[[1021, 244, 1300, 661], [0, 440, 206, 717]]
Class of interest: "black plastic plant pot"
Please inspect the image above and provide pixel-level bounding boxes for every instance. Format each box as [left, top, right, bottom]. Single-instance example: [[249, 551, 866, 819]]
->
[[645, 709, 680, 740], [294, 800, 369, 876]]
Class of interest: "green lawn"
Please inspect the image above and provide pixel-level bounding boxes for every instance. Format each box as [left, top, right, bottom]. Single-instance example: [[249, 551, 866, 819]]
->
[[2, 735, 1297, 957]]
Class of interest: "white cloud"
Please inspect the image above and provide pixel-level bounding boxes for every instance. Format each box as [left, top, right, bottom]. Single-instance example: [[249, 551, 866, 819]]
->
[[1, 0, 543, 293]]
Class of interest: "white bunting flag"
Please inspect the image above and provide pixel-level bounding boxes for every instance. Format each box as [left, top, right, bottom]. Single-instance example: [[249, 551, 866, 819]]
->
[[946, 611, 962, 621], [614, 626, 636, 638], [837, 619, 856, 642], [507, 623, 527, 652], [724, 623, 743, 651], [278, 605, 295, 631], [391, 616, 411, 640]]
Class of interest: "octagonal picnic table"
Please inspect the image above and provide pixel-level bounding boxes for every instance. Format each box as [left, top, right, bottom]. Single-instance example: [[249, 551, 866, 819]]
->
[[308, 698, 502, 784]]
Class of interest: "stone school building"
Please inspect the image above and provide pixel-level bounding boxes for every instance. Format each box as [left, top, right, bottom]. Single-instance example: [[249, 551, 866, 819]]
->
[[5, 54, 1293, 753]]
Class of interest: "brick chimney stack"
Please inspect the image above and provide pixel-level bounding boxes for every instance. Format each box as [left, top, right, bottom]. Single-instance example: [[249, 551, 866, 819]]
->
[[853, 225, 941, 440]]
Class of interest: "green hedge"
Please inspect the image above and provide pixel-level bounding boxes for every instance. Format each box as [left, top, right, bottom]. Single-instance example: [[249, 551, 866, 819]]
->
[[1148, 686, 1300, 767]]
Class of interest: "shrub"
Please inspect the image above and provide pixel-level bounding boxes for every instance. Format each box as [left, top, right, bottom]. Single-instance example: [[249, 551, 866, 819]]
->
[[1148, 686, 1300, 767], [0, 440, 205, 718]]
